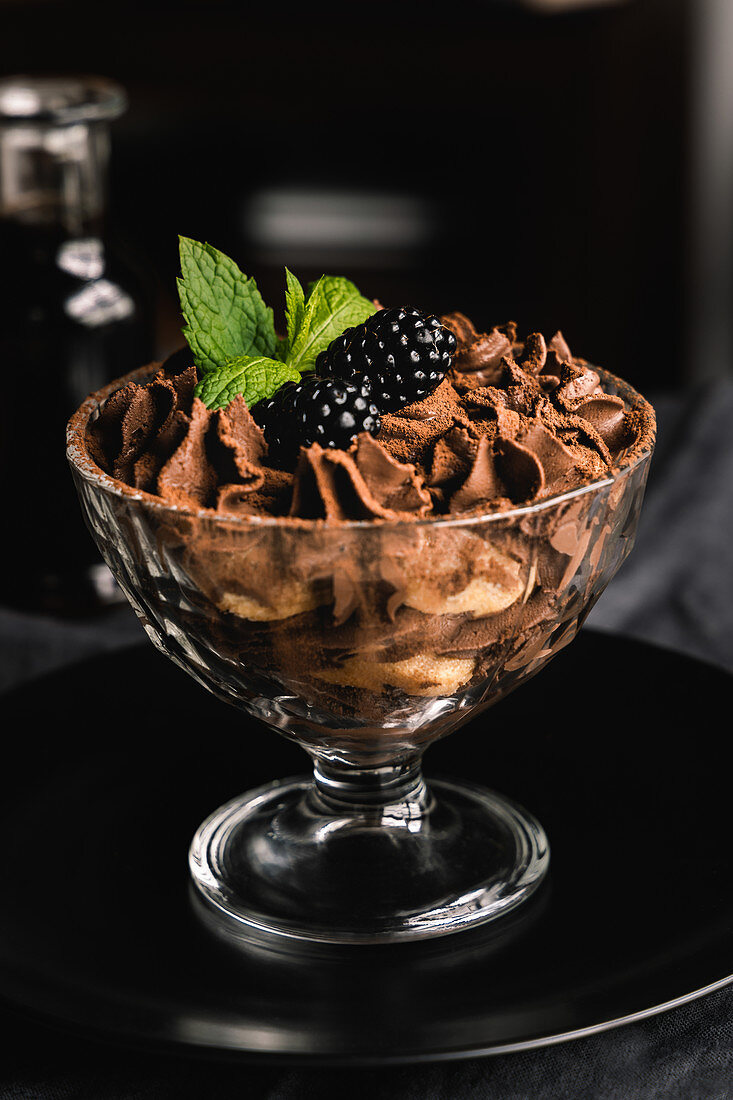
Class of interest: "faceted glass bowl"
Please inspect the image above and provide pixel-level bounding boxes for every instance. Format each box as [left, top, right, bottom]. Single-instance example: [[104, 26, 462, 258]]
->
[[67, 369, 654, 944]]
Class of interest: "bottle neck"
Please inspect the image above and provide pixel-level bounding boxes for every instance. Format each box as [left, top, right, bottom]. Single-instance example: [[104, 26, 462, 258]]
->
[[0, 120, 108, 239]]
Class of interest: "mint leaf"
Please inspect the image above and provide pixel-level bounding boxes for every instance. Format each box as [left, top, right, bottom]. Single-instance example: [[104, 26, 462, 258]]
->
[[177, 237, 277, 372], [286, 275, 375, 373], [195, 356, 301, 410]]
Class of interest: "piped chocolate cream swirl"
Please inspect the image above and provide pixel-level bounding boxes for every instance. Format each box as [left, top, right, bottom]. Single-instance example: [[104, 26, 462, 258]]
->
[[88, 317, 654, 521]]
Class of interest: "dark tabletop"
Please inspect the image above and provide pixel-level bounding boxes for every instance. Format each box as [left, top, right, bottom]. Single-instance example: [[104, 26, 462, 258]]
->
[[1, 380, 732, 1099]]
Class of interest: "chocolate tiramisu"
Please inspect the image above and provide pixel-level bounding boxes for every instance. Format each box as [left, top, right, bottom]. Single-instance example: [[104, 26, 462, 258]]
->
[[77, 241, 654, 712]]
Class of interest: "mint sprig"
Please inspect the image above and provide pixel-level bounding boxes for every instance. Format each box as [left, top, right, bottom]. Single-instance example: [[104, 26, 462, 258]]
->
[[177, 238, 376, 410]]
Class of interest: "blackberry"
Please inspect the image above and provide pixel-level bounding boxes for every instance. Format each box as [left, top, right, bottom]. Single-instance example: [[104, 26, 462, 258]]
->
[[315, 306, 457, 413], [253, 375, 381, 459]]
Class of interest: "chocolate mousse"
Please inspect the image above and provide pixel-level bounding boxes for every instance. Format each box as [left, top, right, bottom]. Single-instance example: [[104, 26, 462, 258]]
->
[[88, 316, 652, 523], [77, 307, 655, 718]]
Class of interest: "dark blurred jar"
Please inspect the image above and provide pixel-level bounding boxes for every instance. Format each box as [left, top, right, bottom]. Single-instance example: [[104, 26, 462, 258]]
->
[[0, 76, 154, 614]]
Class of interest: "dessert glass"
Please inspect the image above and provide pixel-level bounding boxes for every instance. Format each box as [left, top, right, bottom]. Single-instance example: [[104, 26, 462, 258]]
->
[[67, 369, 653, 944]]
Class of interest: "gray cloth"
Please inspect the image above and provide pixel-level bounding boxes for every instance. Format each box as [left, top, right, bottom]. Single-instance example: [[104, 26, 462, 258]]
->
[[0, 602, 142, 694], [588, 380, 733, 673], [1, 380, 732, 1098]]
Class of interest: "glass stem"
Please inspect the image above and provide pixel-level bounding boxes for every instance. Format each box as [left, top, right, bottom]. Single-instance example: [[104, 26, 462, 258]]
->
[[308, 753, 430, 818]]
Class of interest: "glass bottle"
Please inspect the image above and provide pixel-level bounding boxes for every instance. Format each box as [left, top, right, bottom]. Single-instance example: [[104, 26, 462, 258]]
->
[[0, 75, 154, 614]]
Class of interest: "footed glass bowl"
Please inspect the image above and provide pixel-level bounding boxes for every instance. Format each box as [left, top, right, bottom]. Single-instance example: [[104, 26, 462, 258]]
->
[[67, 370, 654, 944]]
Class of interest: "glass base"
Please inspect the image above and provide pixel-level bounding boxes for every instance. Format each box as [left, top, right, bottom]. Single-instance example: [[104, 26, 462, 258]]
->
[[189, 774, 549, 944]]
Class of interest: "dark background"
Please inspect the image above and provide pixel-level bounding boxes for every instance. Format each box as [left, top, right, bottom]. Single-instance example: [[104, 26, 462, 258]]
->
[[1, 0, 716, 395], [2, 3, 733, 1094]]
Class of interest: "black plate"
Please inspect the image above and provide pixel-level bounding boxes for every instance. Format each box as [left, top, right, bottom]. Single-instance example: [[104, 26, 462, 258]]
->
[[0, 631, 731, 1064]]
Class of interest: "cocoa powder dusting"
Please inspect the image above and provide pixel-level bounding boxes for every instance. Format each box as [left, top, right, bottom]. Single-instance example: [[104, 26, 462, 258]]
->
[[87, 315, 655, 523]]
